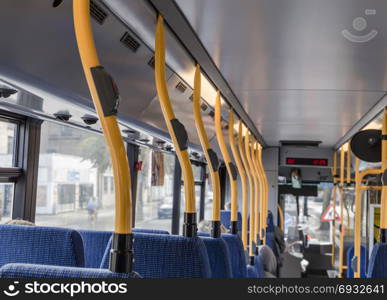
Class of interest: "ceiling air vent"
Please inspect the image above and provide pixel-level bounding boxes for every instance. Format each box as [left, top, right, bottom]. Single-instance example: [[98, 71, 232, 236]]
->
[[120, 32, 140, 53], [148, 56, 155, 69], [200, 103, 208, 111], [280, 140, 322, 147], [90, 0, 107, 25], [175, 81, 187, 94]]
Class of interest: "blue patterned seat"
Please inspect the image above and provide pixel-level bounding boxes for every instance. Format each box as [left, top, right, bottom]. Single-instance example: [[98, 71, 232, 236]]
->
[[200, 237, 232, 278], [0, 263, 140, 278], [100, 233, 211, 278], [79, 228, 169, 268], [0, 225, 84, 267], [346, 245, 368, 278], [221, 234, 248, 278], [367, 243, 387, 278], [246, 264, 259, 278], [220, 210, 242, 232]]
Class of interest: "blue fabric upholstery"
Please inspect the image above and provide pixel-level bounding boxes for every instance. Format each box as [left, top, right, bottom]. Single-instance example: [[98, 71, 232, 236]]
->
[[0, 263, 140, 278], [246, 264, 258, 278], [200, 237, 232, 278], [346, 245, 368, 278], [79, 228, 169, 268], [220, 210, 242, 232], [101, 233, 211, 278], [221, 234, 247, 278], [0, 225, 84, 267], [254, 256, 265, 278], [367, 243, 387, 278]]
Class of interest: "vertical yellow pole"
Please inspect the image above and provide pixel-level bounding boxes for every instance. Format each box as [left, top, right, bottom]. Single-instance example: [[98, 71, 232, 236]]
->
[[251, 141, 262, 248], [346, 143, 351, 185], [215, 93, 239, 234], [354, 158, 361, 278], [381, 107, 387, 242], [331, 151, 337, 266], [155, 16, 196, 236], [192, 65, 221, 237], [259, 145, 269, 244], [338, 146, 345, 277], [73, 0, 133, 273], [229, 111, 247, 237], [238, 122, 250, 250], [245, 130, 256, 261]]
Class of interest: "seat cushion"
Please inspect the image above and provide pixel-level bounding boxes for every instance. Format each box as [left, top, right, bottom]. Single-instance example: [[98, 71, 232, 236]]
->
[[0, 263, 140, 278], [367, 243, 387, 278], [346, 245, 367, 278], [0, 225, 84, 267], [100, 233, 211, 278], [221, 234, 247, 278], [79, 228, 169, 268], [200, 237, 232, 278]]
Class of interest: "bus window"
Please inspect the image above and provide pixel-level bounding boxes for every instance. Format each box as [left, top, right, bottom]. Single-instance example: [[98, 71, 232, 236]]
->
[[35, 121, 115, 230], [135, 148, 175, 232]]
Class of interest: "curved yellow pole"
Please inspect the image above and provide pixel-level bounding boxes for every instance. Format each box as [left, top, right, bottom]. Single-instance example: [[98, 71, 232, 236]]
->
[[346, 143, 352, 185], [237, 121, 250, 250], [73, 0, 132, 273], [381, 107, 387, 242], [215, 93, 239, 233], [193, 65, 221, 237], [251, 141, 263, 245], [257, 143, 268, 243], [277, 204, 284, 231], [155, 16, 196, 236], [245, 130, 257, 259], [331, 151, 338, 265]]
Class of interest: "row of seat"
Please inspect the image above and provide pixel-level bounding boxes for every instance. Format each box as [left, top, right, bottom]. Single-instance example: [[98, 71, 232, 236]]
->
[[0, 223, 259, 278]]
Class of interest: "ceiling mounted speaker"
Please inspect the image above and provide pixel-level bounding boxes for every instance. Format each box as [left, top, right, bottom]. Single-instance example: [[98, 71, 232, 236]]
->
[[350, 129, 382, 163]]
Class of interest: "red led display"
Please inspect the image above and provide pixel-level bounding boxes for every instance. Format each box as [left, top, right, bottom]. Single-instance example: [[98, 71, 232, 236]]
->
[[286, 157, 328, 166]]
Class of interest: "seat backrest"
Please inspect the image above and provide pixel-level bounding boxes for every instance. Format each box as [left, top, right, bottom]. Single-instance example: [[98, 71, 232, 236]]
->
[[246, 264, 258, 278], [254, 256, 265, 278], [0, 225, 84, 267], [79, 228, 169, 268], [200, 237, 232, 278], [367, 243, 387, 278], [100, 233, 211, 278], [220, 210, 242, 232], [221, 233, 247, 278], [346, 245, 368, 278], [0, 263, 140, 278]]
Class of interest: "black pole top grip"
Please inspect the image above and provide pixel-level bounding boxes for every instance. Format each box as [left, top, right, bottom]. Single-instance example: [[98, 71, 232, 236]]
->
[[207, 148, 220, 172], [170, 119, 188, 151]]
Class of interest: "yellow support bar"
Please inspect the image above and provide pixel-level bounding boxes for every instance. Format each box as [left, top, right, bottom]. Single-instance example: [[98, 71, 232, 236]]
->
[[229, 110, 248, 241], [245, 130, 256, 259], [238, 121, 250, 250], [73, 0, 132, 273], [346, 143, 352, 185], [338, 146, 346, 277], [258, 143, 269, 242], [251, 141, 263, 244], [193, 65, 221, 237], [155, 16, 196, 236], [331, 151, 338, 265], [277, 204, 284, 231], [354, 166, 382, 277], [381, 107, 387, 241], [215, 93, 239, 234]]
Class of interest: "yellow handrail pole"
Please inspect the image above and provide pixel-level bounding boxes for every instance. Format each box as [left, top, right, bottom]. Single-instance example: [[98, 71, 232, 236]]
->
[[215, 93, 239, 234], [247, 136, 259, 249], [338, 146, 346, 277], [252, 141, 263, 245], [277, 204, 284, 231], [238, 121, 250, 250], [346, 143, 352, 185], [245, 130, 256, 262], [229, 110, 247, 237], [193, 65, 221, 237], [331, 151, 338, 265], [354, 168, 382, 277], [354, 158, 361, 278], [155, 16, 196, 237], [381, 107, 387, 242], [73, 0, 133, 273], [258, 144, 269, 243]]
